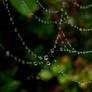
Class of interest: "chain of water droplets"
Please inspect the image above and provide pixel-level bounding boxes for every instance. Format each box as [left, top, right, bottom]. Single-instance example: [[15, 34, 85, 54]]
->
[[0, 44, 45, 66], [1, 0, 92, 85], [8, 0, 92, 32], [37, 0, 92, 32], [0, 0, 80, 68], [3, 0, 92, 66], [0, 40, 92, 84], [3, 0, 51, 61], [0, 43, 92, 84], [3, 0, 74, 61], [60, 9, 92, 32], [37, 0, 92, 14], [34, 14, 92, 54], [25, 57, 92, 84], [34, 9, 92, 32], [3, 0, 92, 71], [36, 0, 60, 13], [30, 4, 92, 55], [72, 0, 92, 9]]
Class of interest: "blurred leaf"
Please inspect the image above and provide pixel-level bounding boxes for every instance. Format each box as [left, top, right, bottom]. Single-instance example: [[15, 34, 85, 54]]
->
[[0, 67, 18, 83], [39, 70, 53, 80], [9, 0, 36, 16], [8, 66, 18, 77], [51, 63, 60, 75], [0, 80, 21, 92], [58, 75, 69, 84], [88, 69, 92, 80], [79, 82, 88, 89]]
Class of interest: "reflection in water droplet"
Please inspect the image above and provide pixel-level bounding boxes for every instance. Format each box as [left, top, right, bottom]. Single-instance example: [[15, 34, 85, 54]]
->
[[38, 56, 43, 60], [44, 55, 48, 61], [46, 61, 51, 66], [33, 62, 38, 66], [22, 60, 25, 64], [6, 51, 10, 56]]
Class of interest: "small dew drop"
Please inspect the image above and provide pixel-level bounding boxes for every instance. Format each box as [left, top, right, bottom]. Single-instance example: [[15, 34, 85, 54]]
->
[[44, 55, 48, 61], [39, 61, 43, 65], [46, 61, 51, 66], [36, 76, 40, 80], [6, 51, 10, 56], [22, 60, 25, 64], [33, 62, 38, 66], [50, 49, 54, 53], [38, 56, 43, 60], [60, 47, 63, 51]]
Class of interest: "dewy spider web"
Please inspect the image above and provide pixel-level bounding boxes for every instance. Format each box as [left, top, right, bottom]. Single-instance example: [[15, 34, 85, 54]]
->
[[1, 0, 92, 84], [0, 44, 92, 84], [3, 0, 62, 64], [3, 0, 92, 67], [36, 0, 62, 13], [37, 0, 92, 14], [72, 0, 92, 9], [36, 1, 92, 32], [3, 0, 92, 61], [18, 0, 92, 32], [8, 1, 92, 55], [31, 4, 92, 54], [60, 10, 92, 32], [3, 0, 92, 57], [3, 0, 73, 61], [8, 0, 92, 32], [34, 11, 92, 32]]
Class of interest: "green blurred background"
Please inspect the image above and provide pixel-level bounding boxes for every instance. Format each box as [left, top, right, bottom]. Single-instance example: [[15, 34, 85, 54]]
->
[[0, 0, 92, 92]]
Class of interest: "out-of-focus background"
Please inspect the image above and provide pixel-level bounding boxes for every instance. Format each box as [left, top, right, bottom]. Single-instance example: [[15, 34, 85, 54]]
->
[[0, 0, 92, 92]]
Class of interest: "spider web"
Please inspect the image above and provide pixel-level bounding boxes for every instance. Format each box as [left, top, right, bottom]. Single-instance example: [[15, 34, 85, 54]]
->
[[0, 0, 92, 84]]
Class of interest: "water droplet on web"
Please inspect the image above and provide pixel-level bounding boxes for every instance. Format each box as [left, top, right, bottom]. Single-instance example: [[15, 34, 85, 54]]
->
[[54, 45, 56, 49], [6, 51, 10, 56], [39, 61, 43, 65], [60, 47, 63, 51], [50, 49, 54, 53], [22, 60, 25, 64], [55, 40, 58, 44], [46, 61, 51, 66], [26, 61, 32, 65], [54, 60, 56, 63], [44, 55, 48, 61], [33, 62, 38, 66], [38, 56, 43, 60]]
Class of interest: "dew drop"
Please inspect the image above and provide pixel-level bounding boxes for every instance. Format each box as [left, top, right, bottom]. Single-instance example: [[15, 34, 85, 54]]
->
[[46, 61, 51, 66], [60, 47, 63, 51], [33, 62, 38, 66], [50, 49, 54, 54], [22, 60, 25, 64], [44, 55, 48, 61], [6, 51, 10, 56], [38, 56, 43, 60]]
